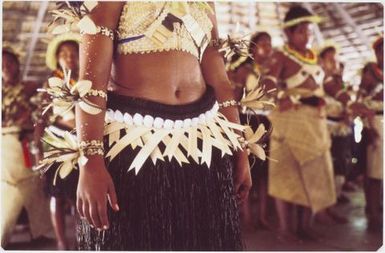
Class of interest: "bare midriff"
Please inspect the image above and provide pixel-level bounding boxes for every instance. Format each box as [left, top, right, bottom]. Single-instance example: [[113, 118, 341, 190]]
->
[[109, 50, 207, 105]]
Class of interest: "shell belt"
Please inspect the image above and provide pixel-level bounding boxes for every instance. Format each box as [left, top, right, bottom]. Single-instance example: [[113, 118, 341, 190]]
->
[[103, 103, 246, 174]]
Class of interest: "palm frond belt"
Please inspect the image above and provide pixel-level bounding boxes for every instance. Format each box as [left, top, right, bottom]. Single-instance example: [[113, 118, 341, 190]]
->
[[103, 86, 245, 174]]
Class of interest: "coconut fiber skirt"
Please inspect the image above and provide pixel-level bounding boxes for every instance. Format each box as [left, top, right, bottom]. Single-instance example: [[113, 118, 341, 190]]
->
[[76, 86, 243, 250]]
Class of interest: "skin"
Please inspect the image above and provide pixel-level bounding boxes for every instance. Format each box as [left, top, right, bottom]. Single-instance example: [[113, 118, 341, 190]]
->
[[76, 2, 251, 231]]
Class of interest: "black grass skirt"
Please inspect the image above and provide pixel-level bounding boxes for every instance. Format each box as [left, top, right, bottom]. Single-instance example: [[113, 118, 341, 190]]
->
[[76, 86, 243, 250]]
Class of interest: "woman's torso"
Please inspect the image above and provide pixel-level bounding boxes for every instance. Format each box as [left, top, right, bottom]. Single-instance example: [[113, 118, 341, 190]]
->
[[281, 52, 323, 91], [108, 2, 212, 105]]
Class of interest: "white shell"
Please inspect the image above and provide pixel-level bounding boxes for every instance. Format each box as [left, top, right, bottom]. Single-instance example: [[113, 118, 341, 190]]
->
[[163, 119, 174, 130], [153, 117, 164, 129], [198, 114, 206, 124], [114, 110, 124, 123], [143, 115, 154, 128], [183, 118, 192, 128], [123, 113, 133, 125], [191, 117, 199, 127], [174, 120, 183, 129], [105, 109, 115, 122], [205, 111, 212, 120], [133, 113, 144, 126], [213, 103, 219, 111], [211, 105, 218, 114]]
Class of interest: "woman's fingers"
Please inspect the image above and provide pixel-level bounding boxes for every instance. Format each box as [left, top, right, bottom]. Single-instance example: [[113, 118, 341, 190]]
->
[[237, 184, 250, 204], [89, 200, 102, 229], [107, 181, 119, 212], [83, 200, 93, 228], [97, 196, 109, 230], [77, 197, 84, 218]]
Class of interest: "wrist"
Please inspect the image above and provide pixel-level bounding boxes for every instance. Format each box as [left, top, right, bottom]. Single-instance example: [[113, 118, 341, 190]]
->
[[80, 155, 105, 172]]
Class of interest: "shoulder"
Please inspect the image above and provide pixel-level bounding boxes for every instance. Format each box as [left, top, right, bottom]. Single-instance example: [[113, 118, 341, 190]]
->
[[21, 81, 41, 98], [88, 2, 126, 28]]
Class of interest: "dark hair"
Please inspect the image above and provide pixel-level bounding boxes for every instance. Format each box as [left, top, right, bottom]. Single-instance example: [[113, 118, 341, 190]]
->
[[373, 37, 383, 52], [319, 46, 336, 59], [55, 40, 79, 58], [2, 49, 20, 67], [362, 63, 372, 75], [249, 32, 271, 55], [284, 5, 314, 32]]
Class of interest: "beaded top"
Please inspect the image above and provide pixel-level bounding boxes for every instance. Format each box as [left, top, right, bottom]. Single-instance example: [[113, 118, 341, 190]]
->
[[116, 2, 213, 60]]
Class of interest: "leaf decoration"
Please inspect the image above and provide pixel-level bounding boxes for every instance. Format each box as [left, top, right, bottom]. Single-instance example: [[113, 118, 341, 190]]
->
[[215, 34, 255, 63], [49, 1, 98, 34], [240, 85, 276, 111], [242, 124, 269, 161], [34, 129, 87, 185], [39, 68, 103, 116]]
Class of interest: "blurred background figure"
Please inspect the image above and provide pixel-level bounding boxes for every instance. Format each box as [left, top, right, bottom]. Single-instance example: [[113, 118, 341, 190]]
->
[[1, 47, 53, 248], [262, 5, 337, 241], [228, 31, 274, 231], [358, 36, 383, 233], [33, 33, 81, 250]]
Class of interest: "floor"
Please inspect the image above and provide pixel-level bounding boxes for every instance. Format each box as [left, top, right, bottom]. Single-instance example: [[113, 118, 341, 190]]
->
[[4, 188, 383, 251]]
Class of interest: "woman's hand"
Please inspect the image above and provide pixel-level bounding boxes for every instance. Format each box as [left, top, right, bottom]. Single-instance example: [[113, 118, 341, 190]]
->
[[77, 156, 119, 230], [233, 150, 252, 204]]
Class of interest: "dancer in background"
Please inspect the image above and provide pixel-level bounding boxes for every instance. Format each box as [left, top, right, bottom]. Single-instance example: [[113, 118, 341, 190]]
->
[[358, 36, 383, 232], [263, 6, 336, 241], [229, 31, 274, 230], [318, 45, 373, 224], [1, 47, 53, 248], [34, 32, 81, 250]]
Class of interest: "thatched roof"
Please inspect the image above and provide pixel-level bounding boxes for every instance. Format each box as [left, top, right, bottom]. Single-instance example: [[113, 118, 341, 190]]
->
[[2, 1, 383, 86]]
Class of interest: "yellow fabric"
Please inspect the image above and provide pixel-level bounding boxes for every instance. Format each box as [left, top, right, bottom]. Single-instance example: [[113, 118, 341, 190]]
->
[[1, 177, 53, 246], [367, 115, 383, 179], [268, 106, 336, 213], [117, 2, 213, 60], [1, 130, 36, 184]]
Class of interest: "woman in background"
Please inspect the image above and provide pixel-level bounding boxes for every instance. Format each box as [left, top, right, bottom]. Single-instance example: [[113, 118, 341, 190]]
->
[[1, 48, 52, 248], [358, 36, 383, 232], [34, 33, 80, 250], [262, 6, 336, 241]]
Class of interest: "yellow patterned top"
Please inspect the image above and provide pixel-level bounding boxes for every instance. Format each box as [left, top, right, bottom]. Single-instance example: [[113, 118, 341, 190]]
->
[[117, 2, 213, 60]]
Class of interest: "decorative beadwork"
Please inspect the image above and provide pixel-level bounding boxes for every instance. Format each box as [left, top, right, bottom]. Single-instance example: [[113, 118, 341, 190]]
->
[[87, 89, 107, 100], [116, 2, 213, 60], [79, 140, 104, 149], [98, 26, 115, 41], [218, 99, 240, 108], [81, 147, 104, 156]]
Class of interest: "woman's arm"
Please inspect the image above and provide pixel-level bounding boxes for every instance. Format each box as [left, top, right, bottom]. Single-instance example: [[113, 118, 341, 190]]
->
[[201, 3, 251, 204], [75, 2, 124, 231]]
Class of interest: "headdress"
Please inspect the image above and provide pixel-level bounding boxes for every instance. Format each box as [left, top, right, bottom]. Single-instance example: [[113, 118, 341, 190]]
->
[[45, 32, 81, 70], [282, 5, 322, 28]]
